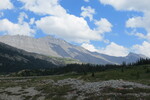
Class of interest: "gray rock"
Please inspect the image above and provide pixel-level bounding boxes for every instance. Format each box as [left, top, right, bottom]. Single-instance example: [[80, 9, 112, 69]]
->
[[55, 79, 150, 94]]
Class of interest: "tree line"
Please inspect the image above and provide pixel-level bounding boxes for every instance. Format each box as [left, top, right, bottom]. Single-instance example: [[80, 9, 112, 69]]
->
[[11, 58, 150, 76]]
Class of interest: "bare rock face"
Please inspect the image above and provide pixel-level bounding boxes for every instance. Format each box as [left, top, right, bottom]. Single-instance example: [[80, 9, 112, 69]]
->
[[0, 35, 147, 65]]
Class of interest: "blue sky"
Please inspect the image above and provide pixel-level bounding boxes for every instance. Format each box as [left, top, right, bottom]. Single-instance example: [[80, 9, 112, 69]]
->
[[0, 0, 150, 57]]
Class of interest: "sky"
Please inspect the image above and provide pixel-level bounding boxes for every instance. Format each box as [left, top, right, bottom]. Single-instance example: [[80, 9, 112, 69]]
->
[[0, 0, 150, 57]]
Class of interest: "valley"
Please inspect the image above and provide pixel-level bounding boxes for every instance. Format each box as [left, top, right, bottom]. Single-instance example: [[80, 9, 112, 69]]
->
[[0, 35, 150, 100], [0, 64, 150, 100], [0, 0, 150, 99]]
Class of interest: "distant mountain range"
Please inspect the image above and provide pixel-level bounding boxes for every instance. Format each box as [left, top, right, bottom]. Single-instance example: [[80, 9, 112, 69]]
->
[[0, 35, 147, 65]]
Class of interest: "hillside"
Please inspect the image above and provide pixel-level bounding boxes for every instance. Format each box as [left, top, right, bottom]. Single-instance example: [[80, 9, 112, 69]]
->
[[0, 42, 79, 73], [0, 35, 147, 65]]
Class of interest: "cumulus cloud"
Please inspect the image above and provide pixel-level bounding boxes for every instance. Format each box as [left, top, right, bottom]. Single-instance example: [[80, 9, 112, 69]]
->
[[126, 13, 150, 40], [19, 0, 66, 16], [35, 15, 113, 43], [0, 0, 14, 10], [18, 12, 28, 24], [19, 0, 113, 43], [36, 15, 102, 43], [126, 13, 150, 32], [81, 6, 95, 21], [0, 18, 35, 36], [135, 32, 147, 39], [126, 17, 144, 28], [132, 41, 150, 57], [0, 0, 37, 37], [29, 18, 35, 25], [99, 0, 150, 12], [81, 43, 98, 52], [98, 42, 129, 57], [82, 42, 129, 57], [99, 0, 150, 42], [18, 0, 112, 43], [94, 18, 113, 34]]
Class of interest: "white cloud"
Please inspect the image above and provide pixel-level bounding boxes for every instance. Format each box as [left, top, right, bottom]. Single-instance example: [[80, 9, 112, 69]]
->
[[81, 6, 95, 21], [19, 0, 66, 16], [84, 0, 89, 2], [94, 18, 113, 33], [29, 18, 35, 25], [99, 0, 150, 42], [135, 33, 147, 39], [18, 12, 28, 24], [99, 0, 150, 12], [81, 43, 98, 52], [132, 41, 150, 57], [36, 15, 102, 43], [0, 19, 35, 36], [82, 42, 129, 57], [126, 17, 143, 28], [128, 31, 150, 41], [20, 0, 112, 43], [35, 14, 113, 43], [0, 12, 35, 36], [126, 13, 150, 32], [98, 42, 129, 57], [126, 13, 150, 41], [0, 0, 14, 10]]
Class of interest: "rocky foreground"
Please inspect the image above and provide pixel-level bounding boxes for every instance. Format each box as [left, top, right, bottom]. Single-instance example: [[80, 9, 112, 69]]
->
[[0, 77, 150, 100]]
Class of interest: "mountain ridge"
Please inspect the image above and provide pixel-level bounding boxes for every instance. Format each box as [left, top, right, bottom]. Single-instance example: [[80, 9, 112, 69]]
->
[[0, 41, 81, 73], [0, 35, 147, 65]]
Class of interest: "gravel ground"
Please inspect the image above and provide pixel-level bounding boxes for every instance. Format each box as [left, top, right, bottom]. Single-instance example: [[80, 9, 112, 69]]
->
[[0, 87, 44, 100], [0, 78, 150, 100], [55, 78, 150, 93]]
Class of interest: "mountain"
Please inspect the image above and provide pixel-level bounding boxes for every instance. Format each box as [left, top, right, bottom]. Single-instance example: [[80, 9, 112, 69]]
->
[[0, 42, 79, 73], [92, 52, 147, 64], [0, 35, 147, 65]]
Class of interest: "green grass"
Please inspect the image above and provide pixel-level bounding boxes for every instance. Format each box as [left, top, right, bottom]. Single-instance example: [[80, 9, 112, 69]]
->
[[36, 83, 73, 100], [48, 56, 81, 64], [0, 65, 150, 100], [0, 65, 149, 86], [77, 65, 150, 85]]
